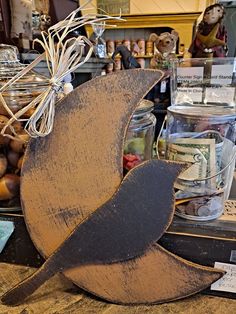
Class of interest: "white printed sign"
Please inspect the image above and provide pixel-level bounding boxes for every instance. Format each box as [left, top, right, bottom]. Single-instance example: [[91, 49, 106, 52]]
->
[[211, 64, 234, 85], [205, 87, 235, 105], [177, 67, 204, 84], [211, 262, 236, 293], [176, 87, 203, 104]]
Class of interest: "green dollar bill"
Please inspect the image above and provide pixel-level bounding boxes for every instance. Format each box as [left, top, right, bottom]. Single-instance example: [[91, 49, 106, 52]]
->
[[167, 138, 216, 194]]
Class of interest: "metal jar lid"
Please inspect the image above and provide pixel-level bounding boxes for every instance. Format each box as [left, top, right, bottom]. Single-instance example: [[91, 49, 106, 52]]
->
[[133, 99, 154, 117], [0, 44, 49, 115], [167, 105, 236, 122]]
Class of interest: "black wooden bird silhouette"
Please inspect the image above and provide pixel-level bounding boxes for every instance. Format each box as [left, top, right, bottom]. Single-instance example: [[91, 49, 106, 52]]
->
[[112, 45, 141, 69], [1, 159, 185, 305]]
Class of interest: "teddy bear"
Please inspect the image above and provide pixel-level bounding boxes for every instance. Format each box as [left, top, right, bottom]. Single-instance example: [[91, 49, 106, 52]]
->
[[149, 30, 179, 69]]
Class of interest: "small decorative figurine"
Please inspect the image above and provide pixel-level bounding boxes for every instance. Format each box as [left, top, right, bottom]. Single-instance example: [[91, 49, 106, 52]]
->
[[112, 44, 141, 69], [189, 3, 228, 58], [149, 30, 179, 69]]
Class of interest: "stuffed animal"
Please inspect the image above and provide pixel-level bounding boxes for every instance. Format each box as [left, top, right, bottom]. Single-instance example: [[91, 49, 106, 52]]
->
[[189, 3, 227, 58], [149, 30, 179, 69]]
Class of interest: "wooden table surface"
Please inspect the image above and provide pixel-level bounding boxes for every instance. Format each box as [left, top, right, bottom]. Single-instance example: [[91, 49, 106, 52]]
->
[[0, 263, 236, 314]]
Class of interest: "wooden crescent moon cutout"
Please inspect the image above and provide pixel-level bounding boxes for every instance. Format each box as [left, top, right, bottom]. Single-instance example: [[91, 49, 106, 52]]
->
[[1, 69, 223, 306]]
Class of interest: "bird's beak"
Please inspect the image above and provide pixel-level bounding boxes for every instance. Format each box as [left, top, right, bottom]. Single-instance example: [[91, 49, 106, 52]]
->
[[165, 160, 189, 179]]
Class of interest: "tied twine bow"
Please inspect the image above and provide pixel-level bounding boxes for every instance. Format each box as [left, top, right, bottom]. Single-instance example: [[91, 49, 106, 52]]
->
[[50, 78, 62, 93], [0, 0, 123, 139]]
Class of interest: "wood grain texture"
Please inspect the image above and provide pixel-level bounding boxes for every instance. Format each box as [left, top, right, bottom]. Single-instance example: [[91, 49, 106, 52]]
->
[[2, 160, 185, 305]]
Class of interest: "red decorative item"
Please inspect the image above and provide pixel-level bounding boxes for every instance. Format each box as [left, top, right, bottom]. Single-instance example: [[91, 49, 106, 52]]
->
[[123, 154, 142, 170]]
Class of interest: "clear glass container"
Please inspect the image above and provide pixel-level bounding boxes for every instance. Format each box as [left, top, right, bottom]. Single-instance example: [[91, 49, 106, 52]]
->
[[123, 100, 156, 171], [166, 105, 236, 221], [0, 44, 49, 211], [171, 58, 236, 109]]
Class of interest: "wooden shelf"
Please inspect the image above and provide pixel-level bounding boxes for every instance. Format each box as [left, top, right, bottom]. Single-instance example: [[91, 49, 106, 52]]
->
[[105, 12, 201, 29], [86, 12, 201, 50], [112, 54, 153, 60]]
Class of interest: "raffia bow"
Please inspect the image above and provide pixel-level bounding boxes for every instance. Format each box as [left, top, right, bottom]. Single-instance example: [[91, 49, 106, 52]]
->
[[0, 0, 123, 139]]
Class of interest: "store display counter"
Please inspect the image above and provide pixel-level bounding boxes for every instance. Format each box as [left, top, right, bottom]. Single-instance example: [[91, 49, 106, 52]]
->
[[1, 206, 236, 267], [1, 262, 236, 314], [0, 173, 235, 303]]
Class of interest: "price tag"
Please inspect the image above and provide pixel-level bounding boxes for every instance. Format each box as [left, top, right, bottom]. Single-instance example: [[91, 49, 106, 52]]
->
[[211, 262, 236, 293], [160, 80, 167, 93]]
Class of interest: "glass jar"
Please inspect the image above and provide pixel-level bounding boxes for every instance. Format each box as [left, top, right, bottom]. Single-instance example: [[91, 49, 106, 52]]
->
[[123, 100, 156, 171], [171, 57, 236, 109], [166, 105, 236, 221], [0, 44, 49, 211]]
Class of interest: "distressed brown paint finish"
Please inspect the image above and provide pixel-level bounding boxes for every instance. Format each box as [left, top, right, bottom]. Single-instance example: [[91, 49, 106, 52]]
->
[[65, 243, 223, 304], [20, 69, 164, 281], [21, 69, 164, 256]]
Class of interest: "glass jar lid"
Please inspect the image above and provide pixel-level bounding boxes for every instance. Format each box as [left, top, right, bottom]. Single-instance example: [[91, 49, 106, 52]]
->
[[0, 44, 49, 88], [0, 44, 49, 115], [168, 105, 236, 121], [133, 99, 154, 118]]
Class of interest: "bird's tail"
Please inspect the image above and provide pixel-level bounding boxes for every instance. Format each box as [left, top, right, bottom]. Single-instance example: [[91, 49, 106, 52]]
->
[[1, 261, 56, 306]]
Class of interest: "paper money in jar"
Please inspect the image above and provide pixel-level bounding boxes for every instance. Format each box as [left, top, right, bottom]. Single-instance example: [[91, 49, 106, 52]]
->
[[166, 105, 236, 221]]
